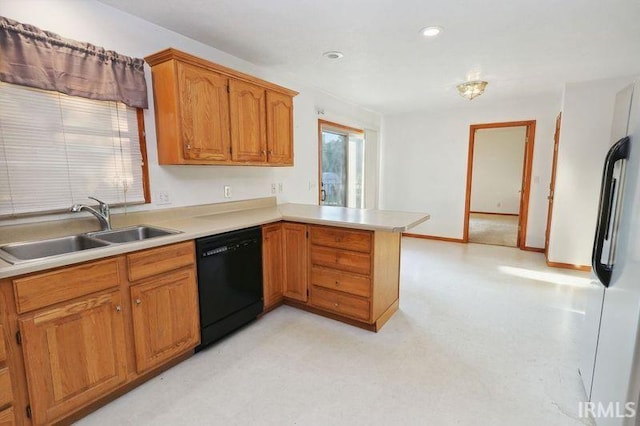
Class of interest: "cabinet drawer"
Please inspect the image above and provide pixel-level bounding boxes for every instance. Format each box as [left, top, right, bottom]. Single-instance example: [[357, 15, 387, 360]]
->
[[0, 325, 5, 362], [310, 226, 372, 253], [0, 407, 14, 425], [13, 258, 120, 314], [310, 246, 371, 275], [310, 286, 370, 322], [0, 367, 12, 407], [127, 241, 195, 282], [311, 267, 371, 298]]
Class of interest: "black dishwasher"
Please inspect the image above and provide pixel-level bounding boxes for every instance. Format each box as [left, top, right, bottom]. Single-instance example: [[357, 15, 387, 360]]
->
[[195, 226, 263, 351]]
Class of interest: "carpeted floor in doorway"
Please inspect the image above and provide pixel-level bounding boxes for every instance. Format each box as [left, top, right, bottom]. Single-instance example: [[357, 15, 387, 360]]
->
[[468, 212, 518, 247]]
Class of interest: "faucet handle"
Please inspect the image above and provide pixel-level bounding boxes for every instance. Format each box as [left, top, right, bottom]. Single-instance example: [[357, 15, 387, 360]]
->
[[88, 196, 106, 205], [88, 197, 109, 215]]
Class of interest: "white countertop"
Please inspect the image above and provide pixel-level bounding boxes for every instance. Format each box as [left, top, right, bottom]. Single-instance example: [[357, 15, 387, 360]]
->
[[0, 200, 429, 279]]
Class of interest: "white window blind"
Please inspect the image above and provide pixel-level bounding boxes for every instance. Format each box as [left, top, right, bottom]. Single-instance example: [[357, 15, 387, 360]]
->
[[0, 81, 146, 216]]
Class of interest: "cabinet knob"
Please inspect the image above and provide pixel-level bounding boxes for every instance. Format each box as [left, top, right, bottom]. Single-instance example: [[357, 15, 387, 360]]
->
[[334, 302, 339, 307], [135, 298, 142, 305], [335, 280, 340, 287], [115, 305, 122, 312], [186, 144, 192, 150], [261, 150, 266, 155]]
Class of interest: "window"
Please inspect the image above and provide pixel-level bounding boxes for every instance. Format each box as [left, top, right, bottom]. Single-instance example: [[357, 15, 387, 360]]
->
[[0, 82, 149, 217], [319, 120, 365, 208]]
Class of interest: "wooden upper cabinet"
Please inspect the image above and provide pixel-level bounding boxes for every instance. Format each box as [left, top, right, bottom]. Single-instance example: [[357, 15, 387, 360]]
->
[[229, 80, 267, 162], [130, 268, 200, 374], [177, 62, 230, 162], [145, 48, 298, 166], [18, 291, 128, 425], [266, 91, 294, 165]]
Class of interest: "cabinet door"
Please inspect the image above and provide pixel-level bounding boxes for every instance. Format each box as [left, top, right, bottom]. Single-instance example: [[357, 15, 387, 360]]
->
[[266, 91, 293, 165], [262, 224, 284, 309], [177, 62, 230, 161], [19, 291, 127, 425], [229, 79, 267, 162], [283, 223, 308, 302], [130, 268, 200, 374]]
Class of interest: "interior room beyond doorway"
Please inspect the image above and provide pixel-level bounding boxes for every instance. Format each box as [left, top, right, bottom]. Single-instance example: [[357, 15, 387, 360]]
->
[[466, 124, 530, 248]]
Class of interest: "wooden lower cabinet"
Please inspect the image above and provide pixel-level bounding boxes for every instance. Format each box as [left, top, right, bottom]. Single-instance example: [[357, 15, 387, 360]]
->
[[307, 225, 401, 331], [262, 223, 402, 331], [1, 241, 200, 425], [130, 268, 200, 374], [262, 223, 285, 309], [18, 291, 128, 425], [282, 223, 308, 302], [262, 222, 310, 309]]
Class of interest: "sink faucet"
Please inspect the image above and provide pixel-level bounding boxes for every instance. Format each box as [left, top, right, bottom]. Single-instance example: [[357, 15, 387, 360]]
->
[[70, 197, 112, 231]]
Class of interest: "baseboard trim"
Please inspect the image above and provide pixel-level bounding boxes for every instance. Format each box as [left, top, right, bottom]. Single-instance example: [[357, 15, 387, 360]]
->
[[546, 261, 591, 272], [402, 233, 465, 243], [469, 211, 519, 217], [523, 246, 545, 253]]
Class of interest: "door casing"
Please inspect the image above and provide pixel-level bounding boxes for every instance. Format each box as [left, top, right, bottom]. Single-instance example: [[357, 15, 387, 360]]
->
[[545, 113, 562, 258], [463, 120, 537, 250]]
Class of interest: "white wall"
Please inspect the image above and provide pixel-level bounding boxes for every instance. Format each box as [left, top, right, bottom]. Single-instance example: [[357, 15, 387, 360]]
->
[[1, 0, 380, 225], [380, 93, 560, 248], [547, 76, 635, 266], [471, 126, 526, 214]]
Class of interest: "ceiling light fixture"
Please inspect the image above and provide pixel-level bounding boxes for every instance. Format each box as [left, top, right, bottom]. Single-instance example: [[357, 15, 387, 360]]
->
[[323, 51, 344, 60], [456, 80, 488, 100], [421, 26, 442, 37]]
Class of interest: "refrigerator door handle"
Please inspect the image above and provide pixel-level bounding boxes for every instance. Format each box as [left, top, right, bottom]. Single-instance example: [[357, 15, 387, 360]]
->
[[592, 136, 630, 287]]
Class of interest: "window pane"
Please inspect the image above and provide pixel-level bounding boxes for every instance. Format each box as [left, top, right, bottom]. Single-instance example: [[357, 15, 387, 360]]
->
[[321, 131, 347, 206], [0, 82, 145, 217]]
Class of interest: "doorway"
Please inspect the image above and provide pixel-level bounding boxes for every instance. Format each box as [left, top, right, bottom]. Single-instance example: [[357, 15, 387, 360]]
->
[[318, 120, 365, 207], [464, 120, 536, 249]]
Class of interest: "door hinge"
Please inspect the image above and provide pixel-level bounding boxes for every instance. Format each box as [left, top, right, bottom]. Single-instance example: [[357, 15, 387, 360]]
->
[[16, 330, 21, 345], [306, 230, 309, 238], [26, 405, 32, 419], [307, 288, 309, 296], [227, 85, 230, 93], [229, 146, 232, 154]]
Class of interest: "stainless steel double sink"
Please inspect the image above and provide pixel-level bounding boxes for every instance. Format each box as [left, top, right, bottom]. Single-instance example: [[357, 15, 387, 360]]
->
[[0, 225, 181, 265]]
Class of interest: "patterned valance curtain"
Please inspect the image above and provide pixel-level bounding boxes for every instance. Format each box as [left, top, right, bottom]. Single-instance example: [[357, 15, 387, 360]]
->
[[0, 16, 148, 108]]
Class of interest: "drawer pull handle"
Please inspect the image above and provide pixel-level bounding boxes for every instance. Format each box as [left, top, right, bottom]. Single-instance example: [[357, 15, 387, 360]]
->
[[115, 305, 122, 312], [335, 280, 340, 286], [135, 298, 142, 305]]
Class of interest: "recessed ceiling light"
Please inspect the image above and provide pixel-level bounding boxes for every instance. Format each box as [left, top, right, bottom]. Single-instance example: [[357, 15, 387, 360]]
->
[[421, 26, 442, 37], [323, 51, 344, 60]]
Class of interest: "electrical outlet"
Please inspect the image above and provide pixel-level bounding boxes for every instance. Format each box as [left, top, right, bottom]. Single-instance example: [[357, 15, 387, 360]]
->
[[278, 182, 283, 193], [271, 183, 277, 194], [224, 185, 232, 198], [156, 191, 171, 205]]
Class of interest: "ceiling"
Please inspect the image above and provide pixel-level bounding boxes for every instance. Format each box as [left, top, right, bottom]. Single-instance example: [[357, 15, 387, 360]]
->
[[99, 0, 640, 114]]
